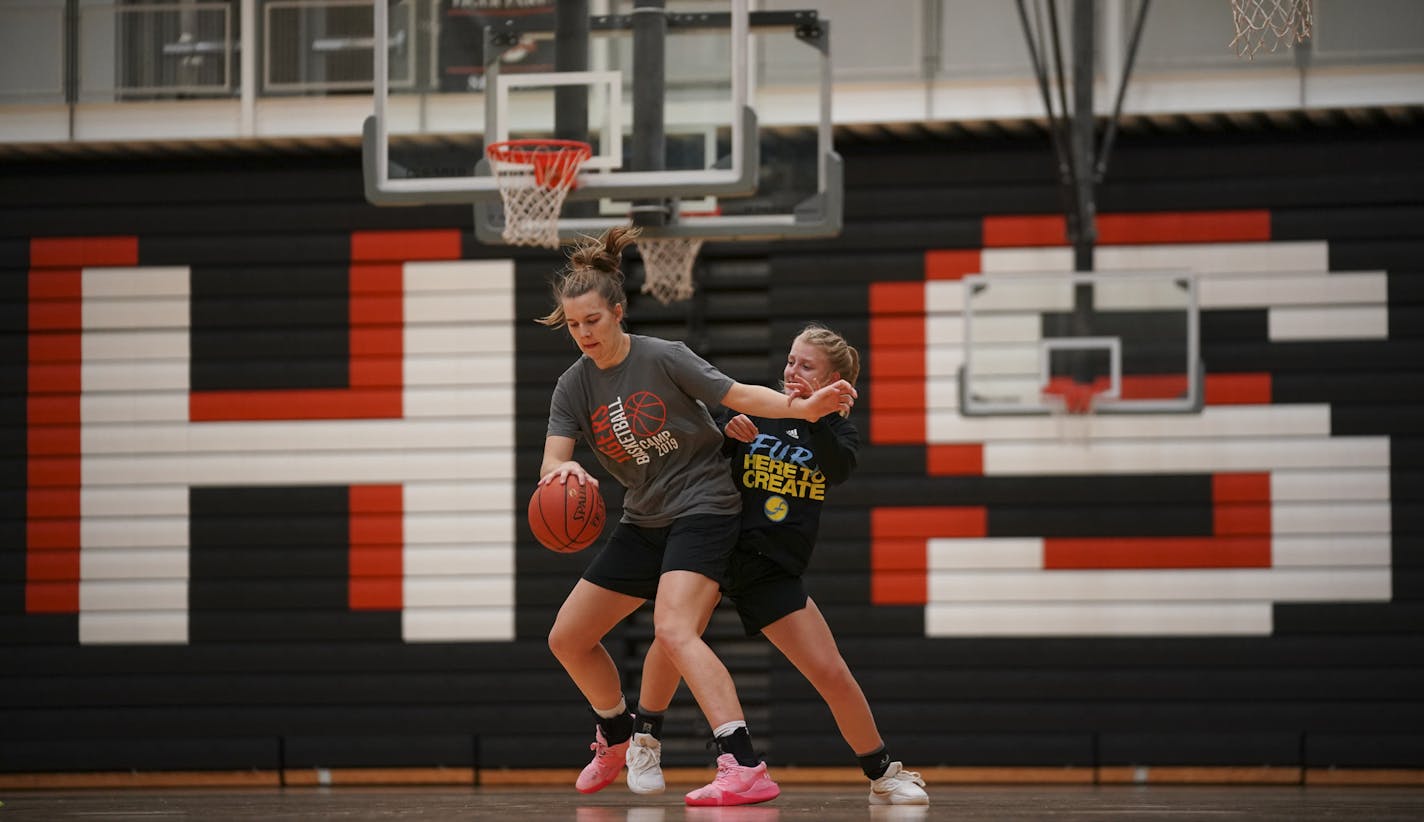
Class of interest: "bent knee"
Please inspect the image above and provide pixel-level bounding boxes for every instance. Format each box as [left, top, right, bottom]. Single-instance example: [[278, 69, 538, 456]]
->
[[548, 622, 591, 660], [651, 620, 701, 655], [804, 656, 858, 691]]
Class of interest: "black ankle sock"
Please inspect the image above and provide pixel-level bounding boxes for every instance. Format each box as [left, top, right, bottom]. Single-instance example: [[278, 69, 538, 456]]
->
[[858, 746, 891, 780], [593, 707, 634, 745], [634, 706, 665, 739], [715, 727, 759, 768]]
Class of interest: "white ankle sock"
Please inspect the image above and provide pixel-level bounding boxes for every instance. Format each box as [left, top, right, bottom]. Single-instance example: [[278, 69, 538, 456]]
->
[[593, 697, 627, 719]]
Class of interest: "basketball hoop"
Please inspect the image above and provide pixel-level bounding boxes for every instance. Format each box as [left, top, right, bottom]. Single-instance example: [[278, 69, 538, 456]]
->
[[1229, 0, 1313, 59], [1042, 381, 1101, 447], [485, 139, 593, 249], [635, 235, 703, 305]]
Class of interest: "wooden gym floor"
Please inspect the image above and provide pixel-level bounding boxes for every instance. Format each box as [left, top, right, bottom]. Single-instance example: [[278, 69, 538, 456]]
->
[[2, 784, 1422, 821]]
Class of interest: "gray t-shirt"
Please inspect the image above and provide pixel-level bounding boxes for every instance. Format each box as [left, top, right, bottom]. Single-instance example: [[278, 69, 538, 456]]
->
[[547, 335, 741, 526]]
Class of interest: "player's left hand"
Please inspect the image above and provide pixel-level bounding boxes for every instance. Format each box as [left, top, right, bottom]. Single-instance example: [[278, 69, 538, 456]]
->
[[724, 414, 758, 442]]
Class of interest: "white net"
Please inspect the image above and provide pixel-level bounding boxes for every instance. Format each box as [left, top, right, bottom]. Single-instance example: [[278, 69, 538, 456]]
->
[[485, 140, 591, 249], [1230, 0, 1313, 59], [636, 236, 704, 305], [1043, 384, 1099, 447]]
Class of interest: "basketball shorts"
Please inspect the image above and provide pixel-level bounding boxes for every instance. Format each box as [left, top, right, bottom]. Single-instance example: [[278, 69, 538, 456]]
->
[[582, 513, 740, 600], [724, 533, 810, 636]]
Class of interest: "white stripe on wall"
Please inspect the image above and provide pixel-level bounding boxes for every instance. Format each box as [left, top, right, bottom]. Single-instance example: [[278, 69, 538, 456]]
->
[[80, 266, 190, 646], [1273, 536, 1392, 567], [1199, 272, 1387, 307], [1269, 306, 1389, 340], [1272, 469, 1390, 502], [81, 419, 517, 454], [1273, 502, 1392, 535], [931, 405, 1331, 444], [926, 601, 1273, 636], [982, 436, 1390, 475], [928, 567, 1390, 602], [979, 241, 1331, 275], [402, 260, 515, 642], [928, 537, 1042, 569]]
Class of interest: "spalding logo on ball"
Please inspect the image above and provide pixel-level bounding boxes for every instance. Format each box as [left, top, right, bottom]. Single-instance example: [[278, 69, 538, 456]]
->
[[528, 478, 607, 553]]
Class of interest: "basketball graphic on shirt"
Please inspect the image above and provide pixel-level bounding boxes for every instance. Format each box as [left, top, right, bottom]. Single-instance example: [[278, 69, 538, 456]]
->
[[763, 495, 789, 523], [624, 391, 667, 438]]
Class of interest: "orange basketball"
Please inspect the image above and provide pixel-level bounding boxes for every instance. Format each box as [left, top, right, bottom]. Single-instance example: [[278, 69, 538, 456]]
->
[[528, 479, 606, 553]]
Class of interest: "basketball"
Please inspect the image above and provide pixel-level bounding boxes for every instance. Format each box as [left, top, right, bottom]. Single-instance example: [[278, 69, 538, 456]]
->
[[528, 479, 606, 553], [624, 390, 667, 438]]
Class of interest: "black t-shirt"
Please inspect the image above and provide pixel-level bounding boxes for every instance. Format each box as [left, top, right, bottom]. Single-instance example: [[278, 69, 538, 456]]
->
[[720, 411, 859, 575]]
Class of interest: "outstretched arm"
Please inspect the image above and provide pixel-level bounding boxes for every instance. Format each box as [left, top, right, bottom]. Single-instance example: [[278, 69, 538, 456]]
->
[[722, 380, 856, 422]]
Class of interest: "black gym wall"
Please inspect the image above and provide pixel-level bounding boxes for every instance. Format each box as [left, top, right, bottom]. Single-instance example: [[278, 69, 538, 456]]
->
[[1, 124, 1421, 775]]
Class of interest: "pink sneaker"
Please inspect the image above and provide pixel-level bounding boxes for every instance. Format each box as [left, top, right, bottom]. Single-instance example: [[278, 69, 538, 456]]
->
[[684, 753, 781, 807], [575, 725, 630, 794]]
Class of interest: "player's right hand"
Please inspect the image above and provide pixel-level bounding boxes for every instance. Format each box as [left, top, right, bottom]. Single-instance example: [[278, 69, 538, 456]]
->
[[540, 461, 598, 489]]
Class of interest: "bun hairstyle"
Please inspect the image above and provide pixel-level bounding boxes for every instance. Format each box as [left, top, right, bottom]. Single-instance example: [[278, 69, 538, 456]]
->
[[797, 323, 860, 387], [537, 225, 641, 327]]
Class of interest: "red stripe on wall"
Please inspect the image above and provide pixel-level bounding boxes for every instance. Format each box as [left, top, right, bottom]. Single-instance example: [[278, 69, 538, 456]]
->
[[874, 507, 987, 538], [872, 571, 929, 606], [925, 249, 981, 280], [30, 236, 139, 268], [869, 378, 928, 411], [190, 388, 402, 421], [871, 538, 927, 605], [1213, 472, 1272, 540], [1214, 504, 1271, 536], [1119, 374, 1190, 400], [27, 266, 81, 613], [1214, 473, 1270, 503], [351, 229, 462, 262], [927, 444, 983, 476], [869, 316, 924, 348], [349, 264, 403, 393], [868, 281, 925, 445], [1022, 373, 1269, 407], [871, 538, 929, 571], [1097, 210, 1271, 244], [983, 215, 1066, 247], [868, 282, 925, 315], [23, 239, 135, 614], [1205, 373, 1272, 405], [349, 485, 403, 611], [1044, 537, 1271, 569], [982, 210, 1272, 247]]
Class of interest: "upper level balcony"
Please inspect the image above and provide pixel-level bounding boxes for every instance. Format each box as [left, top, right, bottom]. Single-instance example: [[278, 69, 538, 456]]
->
[[2, 0, 1422, 153]]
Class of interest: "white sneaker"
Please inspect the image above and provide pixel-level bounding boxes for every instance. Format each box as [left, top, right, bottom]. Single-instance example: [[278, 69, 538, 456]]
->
[[868, 761, 928, 805], [625, 732, 666, 795]]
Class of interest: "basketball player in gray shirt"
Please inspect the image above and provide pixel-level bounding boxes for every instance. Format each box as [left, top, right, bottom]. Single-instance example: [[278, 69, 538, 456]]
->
[[538, 226, 855, 806]]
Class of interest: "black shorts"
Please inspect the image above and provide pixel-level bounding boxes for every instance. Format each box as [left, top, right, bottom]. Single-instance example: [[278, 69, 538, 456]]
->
[[582, 513, 741, 600], [724, 534, 810, 636]]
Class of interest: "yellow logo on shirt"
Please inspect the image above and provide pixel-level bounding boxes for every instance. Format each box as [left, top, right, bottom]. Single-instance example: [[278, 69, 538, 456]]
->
[[763, 495, 789, 522], [741, 453, 826, 501]]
